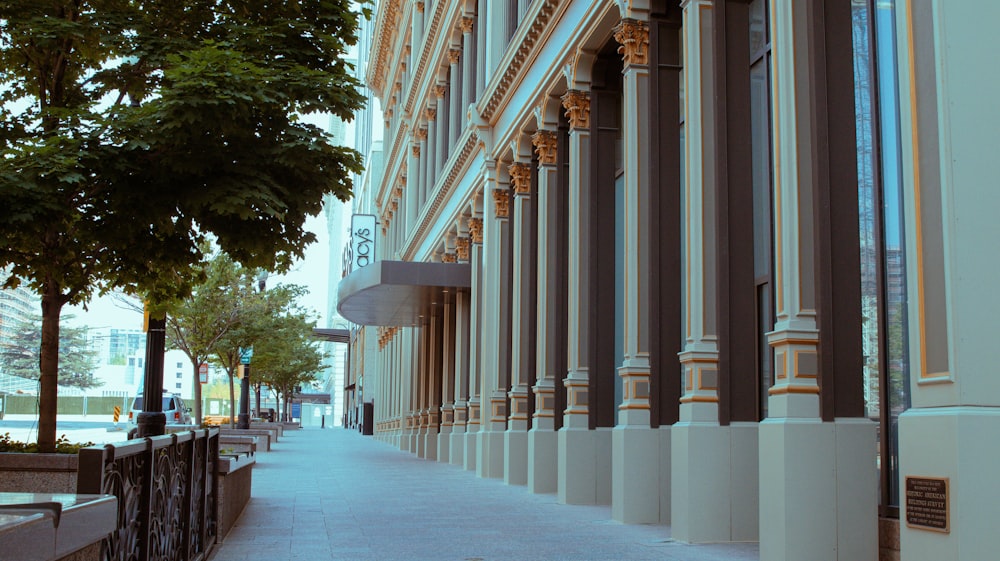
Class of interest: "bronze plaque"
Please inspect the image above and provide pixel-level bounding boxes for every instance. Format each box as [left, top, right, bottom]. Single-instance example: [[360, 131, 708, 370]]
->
[[905, 476, 950, 533]]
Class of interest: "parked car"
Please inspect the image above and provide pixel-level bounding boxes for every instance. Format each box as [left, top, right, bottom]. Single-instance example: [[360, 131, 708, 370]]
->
[[126, 391, 193, 437]]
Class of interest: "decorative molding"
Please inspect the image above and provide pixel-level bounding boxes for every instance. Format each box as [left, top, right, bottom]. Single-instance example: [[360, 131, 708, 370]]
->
[[433, 84, 447, 98], [393, 186, 403, 199], [412, 144, 421, 157], [531, 130, 558, 165], [447, 48, 461, 65], [508, 163, 533, 194], [424, 107, 437, 121], [415, 128, 428, 141], [468, 217, 483, 243], [415, 0, 424, 12], [460, 16, 475, 34], [613, 18, 649, 66], [366, 0, 404, 97], [481, 0, 564, 121], [561, 90, 591, 129], [442, 253, 457, 263], [492, 188, 511, 218]]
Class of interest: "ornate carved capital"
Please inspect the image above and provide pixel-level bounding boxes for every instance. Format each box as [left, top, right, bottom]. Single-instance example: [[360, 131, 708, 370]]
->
[[460, 16, 475, 34], [442, 253, 457, 263], [447, 49, 461, 65], [561, 90, 591, 130], [391, 200, 398, 212], [613, 19, 649, 66], [424, 107, 436, 121], [415, 128, 428, 141], [468, 217, 483, 243], [531, 130, 558, 165], [412, 144, 421, 157], [508, 162, 532, 194], [433, 85, 446, 98], [456, 237, 470, 261], [393, 186, 403, 199], [415, 1, 424, 12], [492, 188, 510, 218]]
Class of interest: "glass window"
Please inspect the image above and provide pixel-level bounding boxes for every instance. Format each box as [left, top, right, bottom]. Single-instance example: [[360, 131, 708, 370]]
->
[[749, 0, 774, 420]]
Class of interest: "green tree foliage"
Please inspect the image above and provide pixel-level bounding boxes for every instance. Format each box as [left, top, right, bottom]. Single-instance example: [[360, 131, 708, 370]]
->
[[165, 250, 245, 424], [0, 314, 101, 390], [252, 309, 325, 423], [0, 1, 368, 450]]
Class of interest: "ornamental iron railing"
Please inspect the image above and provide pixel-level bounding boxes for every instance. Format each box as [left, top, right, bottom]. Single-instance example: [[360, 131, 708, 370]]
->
[[77, 428, 220, 561]]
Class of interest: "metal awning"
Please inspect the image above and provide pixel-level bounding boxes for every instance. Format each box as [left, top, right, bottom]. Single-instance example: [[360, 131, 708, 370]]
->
[[336, 260, 471, 326], [312, 328, 350, 343]]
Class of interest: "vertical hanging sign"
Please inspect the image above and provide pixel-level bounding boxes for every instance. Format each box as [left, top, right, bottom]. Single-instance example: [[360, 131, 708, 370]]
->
[[349, 214, 377, 273]]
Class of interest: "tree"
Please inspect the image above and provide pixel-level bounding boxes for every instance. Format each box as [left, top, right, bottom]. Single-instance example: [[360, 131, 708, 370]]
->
[[0, 314, 101, 390], [164, 250, 246, 424], [252, 309, 326, 423], [0, 1, 367, 450]]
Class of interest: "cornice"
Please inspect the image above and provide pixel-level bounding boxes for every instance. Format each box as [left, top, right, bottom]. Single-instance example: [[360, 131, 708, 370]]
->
[[366, 0, 405, 98], [478, 0, 565, 124], [402, 0, 458, 120]]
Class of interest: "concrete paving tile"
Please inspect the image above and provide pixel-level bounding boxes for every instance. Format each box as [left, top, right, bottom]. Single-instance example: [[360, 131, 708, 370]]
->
[[209, 429, 759, 561]]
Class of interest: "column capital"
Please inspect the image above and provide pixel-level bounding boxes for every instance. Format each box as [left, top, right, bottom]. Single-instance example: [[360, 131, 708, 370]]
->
[[531, 130, 559, 165], [508, 162, 533, 194], [412, 144, 421, 156], [433, 84, 446, 98], [415, 127, 428, 141], [460, 16, 475, 34], [447, 48, 461, 65], [468, 217, 483, 243], [424, 107, 437, 121], [561, 90, 591, 130], [614, 18, 650, 66], [442, 252, 457, 263], [492, 188, 510, 218], [456, 237, 470, 261], [415, 1, 424, 12]]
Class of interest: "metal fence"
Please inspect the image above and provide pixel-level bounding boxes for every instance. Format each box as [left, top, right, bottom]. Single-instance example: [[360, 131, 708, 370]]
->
[[77, 429, 220, 561]]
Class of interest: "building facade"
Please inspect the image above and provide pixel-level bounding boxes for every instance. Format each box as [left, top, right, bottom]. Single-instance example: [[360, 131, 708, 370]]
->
[[337, 1, 1000, 559]]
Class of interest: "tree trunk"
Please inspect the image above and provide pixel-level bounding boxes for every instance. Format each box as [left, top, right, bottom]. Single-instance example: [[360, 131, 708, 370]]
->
[[38, 282, 64, 453]]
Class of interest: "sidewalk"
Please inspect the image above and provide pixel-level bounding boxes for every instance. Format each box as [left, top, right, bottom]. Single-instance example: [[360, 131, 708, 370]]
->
[[210, 429, 759, 561]]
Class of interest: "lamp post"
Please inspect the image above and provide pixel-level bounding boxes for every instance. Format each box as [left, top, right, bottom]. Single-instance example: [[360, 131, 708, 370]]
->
[[237, 347, 253, 429], [137, 307, 167, 437]]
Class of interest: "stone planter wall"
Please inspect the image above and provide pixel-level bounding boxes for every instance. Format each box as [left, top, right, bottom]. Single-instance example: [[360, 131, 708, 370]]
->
[[0, 453, 78, 493], [217, 454, 255, 540]]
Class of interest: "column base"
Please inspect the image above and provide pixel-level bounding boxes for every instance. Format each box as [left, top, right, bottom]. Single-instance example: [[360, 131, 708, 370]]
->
[[558, 427, 612, 505], [671, 422, 759, 543], [415, 429, 427, 458], [528, 428, 558, 494], [477, 429, 505, 479], [899, 406, 1000, 561], [449, 429, 466, 466], [612, 425, 668, 524], [504, 429, 528, 485], [464, 430, 478, 471], [400, 429, 411, 452], [759, 417, 876, 561], [421, 430, 438, 461], [437, 427, 452, 463]]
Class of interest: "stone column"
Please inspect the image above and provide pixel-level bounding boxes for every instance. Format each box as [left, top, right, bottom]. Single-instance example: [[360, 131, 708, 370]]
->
[[559, 80, 609, 506], [460, 16, 476, 115], [437, 286, 456, 463], [465, 213, 484, 471], [434, 84, 448, 178], [504, 159, 534, 486], [528, 125, 560, 494], [416, 126, 429, 209], [672, 0, 757, 543], [450, 231, 471, 464], [759, 1, 876, 559], [898, 3, 1000, 559], [611, 14, 662, 525], [415, 322, 429, 457], [477, 169, 512, 479], [448, 47, 462, 148], [422, 309, 441, 461], [424, 106, 438, 199]]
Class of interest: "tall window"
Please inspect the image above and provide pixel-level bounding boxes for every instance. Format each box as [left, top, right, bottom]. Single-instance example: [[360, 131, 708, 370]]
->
[[749, 0, 774, 419], [852, 0, 910, 515]]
